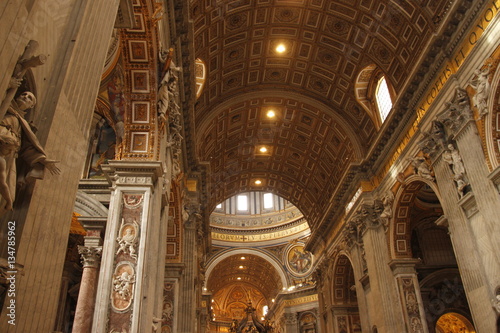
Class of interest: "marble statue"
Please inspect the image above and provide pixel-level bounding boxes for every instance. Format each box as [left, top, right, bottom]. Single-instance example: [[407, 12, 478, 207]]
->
[[0, 87, 60, 214], [0, 41, 61, 214], [379, 191, 394, 228], [442, 144, 465, 177], [158, 48, 181, 131], [442, 143, 469, 196]]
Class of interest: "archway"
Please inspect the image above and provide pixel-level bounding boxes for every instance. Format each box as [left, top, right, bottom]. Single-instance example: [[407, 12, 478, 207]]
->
[[392, 180, 475, 332], [330, 254, 361, 333]]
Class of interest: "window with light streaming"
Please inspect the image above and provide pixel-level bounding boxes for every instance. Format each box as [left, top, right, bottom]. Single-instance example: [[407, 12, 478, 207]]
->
[[376, 76, 392, 122], [263, 193, 273, 209], [237, 195, 248, 211]]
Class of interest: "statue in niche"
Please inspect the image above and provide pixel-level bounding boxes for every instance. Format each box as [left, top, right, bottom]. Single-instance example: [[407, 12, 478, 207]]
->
[[442, 143, 470, 197], [0, 41, 60, 215], [442, 144, 465, 176], [469, 65, 491, 119], [116, 219, 139, 259]]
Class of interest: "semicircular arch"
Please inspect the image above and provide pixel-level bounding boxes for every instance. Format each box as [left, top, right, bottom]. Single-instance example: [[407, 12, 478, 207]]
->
[[205, 248, 290, 290], [390, 178, 442, 260]]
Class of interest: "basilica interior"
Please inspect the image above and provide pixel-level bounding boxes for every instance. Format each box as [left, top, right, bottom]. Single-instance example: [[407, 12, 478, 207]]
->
[[0, 0, 500, 332]]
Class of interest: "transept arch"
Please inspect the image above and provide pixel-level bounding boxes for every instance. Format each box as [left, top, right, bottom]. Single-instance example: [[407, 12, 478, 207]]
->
[[486, 44, 500, 169], [204, 248, 290, 291], [390, 177, 442, 260]]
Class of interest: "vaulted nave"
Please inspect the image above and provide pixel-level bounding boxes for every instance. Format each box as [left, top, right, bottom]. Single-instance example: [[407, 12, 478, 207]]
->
[[0, 0, 500, 332]]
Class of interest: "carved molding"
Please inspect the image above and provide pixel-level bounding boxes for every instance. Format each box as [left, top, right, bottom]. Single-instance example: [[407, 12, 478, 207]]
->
[[437, 88, 474, 138], [78, 246, 102, 268]]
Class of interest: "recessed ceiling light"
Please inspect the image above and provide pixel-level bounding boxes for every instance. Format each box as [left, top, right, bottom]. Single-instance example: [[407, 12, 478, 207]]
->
[[254, 180, 262, 185], [237, 277, 241, 280], [276, 44, 286, 53], [239, 265, 244, 269], [259, 146, 268, 153], [266, 110, 276, 118], [241, 256, 246, 260]]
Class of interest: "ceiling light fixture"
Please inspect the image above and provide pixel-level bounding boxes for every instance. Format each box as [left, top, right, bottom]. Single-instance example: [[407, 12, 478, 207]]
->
[[266, 110, 276, 118], [241, 256, 246, 260], [259, 146, 268, 153], [276, 44, 286, 53], [239, 265, 244, 269], [237, 277, 241, 280], [255, 180, 262, 185]]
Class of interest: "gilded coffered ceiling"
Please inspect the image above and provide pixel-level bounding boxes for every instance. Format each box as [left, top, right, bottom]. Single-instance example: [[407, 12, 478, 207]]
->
[[206, 253, 284, 302], [188, 0, 454, 230]]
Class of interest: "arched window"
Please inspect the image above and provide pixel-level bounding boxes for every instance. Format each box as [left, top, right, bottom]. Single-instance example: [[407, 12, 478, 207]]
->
[[375, 76, 393, 122], [375, 76, 392, 122]]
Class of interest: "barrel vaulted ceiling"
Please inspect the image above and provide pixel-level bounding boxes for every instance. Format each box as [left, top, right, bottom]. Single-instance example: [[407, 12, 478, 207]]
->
[[187, 0, 456, 231]]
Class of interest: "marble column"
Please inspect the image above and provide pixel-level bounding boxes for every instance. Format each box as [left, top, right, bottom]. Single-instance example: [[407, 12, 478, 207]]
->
[[93, 161, 164, 333], [72, 245, 102, 333], [390, 259, 429, 333]]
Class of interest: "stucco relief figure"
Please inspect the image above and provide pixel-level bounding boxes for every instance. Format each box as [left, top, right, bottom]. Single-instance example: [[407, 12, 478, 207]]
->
[[112, 263, 136, 311], [410, 317, 424, 333], [409, 156, 434, 182], [469, 65, 490, 118], [116, 220, 139, 259], [0, 86, 60, 214]]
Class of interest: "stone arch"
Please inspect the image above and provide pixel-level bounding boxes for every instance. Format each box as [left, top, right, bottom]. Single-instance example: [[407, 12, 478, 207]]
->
[[298, 311, 318, 333], [204, 248, 290, 289], [485, 45, 500, 169], [329, 253, 361, 333], [74, 190, 109, 217], [331, 254, 357, 306], [419, 269, 473, 332], [390, 177, 442, 259]]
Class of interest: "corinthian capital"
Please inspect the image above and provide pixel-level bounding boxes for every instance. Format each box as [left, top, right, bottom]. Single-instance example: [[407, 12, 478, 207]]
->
[[437, 88, 473, 136], [78, 245, 102, 268]]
